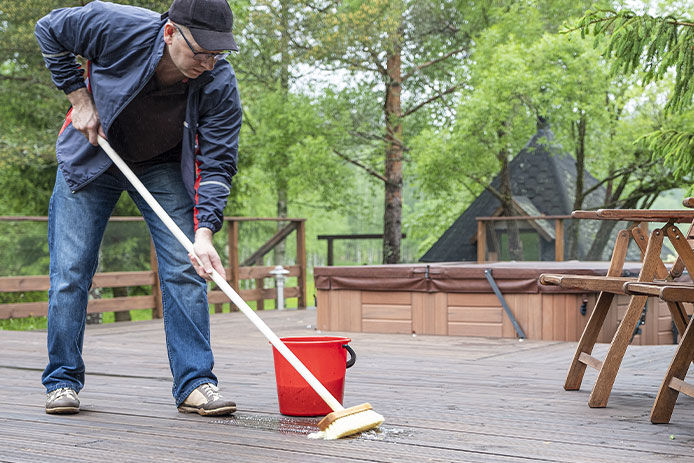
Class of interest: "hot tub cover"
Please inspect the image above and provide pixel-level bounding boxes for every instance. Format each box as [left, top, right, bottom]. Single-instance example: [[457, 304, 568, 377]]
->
[[314, 261, 648, 294]]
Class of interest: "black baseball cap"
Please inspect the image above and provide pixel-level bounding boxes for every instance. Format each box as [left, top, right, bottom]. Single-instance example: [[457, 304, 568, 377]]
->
[[165, 0, 238, 52]]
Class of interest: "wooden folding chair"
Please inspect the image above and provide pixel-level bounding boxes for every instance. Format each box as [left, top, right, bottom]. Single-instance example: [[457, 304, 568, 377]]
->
[[539, 205, 694, 408], [621, 222, 694, 423]]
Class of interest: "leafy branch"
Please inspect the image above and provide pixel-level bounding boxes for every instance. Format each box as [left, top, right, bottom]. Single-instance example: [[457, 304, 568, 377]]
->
[[331, 149, 388, 184], [572, 9, 694, 113], [640, 129, 694, 178], [570, 9, 694, 182], [402, 83, 462, 118]]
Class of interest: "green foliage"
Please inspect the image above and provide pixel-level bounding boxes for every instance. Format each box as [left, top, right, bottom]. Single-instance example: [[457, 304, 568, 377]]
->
[[0, 316, 47, 331], [573, 7, 694, 178], [240, 87, 355, 211], [415, 28, 611, 197], [641, 112, 694, 180], [233, 0, 310, 89], [412, 2, 684, 246], [576, 9, 694, 113], [0, 223, 50, 277], [4, 0, 694, 328]]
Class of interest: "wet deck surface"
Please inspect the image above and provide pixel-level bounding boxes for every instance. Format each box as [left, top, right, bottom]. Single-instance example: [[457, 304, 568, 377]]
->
[[1, 309, 693, 462]]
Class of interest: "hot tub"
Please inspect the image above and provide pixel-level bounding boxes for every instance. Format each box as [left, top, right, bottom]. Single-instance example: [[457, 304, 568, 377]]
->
[[314, 262, 682, 345]]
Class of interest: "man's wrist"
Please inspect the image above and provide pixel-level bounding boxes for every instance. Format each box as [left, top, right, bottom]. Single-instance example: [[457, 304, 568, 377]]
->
[[66, 87, 93, 109], [62, 80, 87, 96], [195, 227, 213, 239]]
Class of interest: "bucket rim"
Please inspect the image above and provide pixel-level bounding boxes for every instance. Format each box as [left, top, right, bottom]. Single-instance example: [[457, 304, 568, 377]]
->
[[274, 336, 352, 344]]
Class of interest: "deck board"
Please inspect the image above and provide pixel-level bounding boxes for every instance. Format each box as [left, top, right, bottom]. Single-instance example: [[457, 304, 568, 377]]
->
[[1, 309, 693, 462]]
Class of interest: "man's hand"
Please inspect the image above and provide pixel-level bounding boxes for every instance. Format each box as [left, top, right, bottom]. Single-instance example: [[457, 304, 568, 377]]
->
[[189, 227, 226, 281], [67, 88, 106, 146]]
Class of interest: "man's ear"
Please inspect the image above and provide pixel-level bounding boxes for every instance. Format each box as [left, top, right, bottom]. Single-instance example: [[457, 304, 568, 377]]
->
[[163, 23, 176, 45]]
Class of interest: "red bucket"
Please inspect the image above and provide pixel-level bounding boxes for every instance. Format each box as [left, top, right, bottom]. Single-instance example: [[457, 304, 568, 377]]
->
[[271, 336, 355, 416]]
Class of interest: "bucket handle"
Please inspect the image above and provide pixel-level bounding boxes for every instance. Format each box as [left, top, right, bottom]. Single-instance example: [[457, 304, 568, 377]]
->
[[343, 344, 356, 369]]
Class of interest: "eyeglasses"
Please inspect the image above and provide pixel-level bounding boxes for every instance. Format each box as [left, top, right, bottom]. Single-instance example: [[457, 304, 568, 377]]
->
[[174, 25, 230, 62]]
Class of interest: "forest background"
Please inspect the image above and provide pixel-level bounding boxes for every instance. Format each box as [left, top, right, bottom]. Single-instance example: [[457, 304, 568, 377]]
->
[[0, 0, 692, 325]]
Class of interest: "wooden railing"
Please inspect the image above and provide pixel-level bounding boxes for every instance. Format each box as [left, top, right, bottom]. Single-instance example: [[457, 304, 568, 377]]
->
[[317, 233, 406, 266], [0, 216, 306, 320], [476, 215, 572, 263]]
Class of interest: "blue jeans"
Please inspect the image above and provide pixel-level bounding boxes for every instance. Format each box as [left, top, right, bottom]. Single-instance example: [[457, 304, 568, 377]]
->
[[42, 164, 217, 406]]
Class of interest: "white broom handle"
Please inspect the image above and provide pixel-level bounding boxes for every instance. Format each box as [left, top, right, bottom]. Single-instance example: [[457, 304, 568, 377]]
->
[[97, 136, 344, 412]]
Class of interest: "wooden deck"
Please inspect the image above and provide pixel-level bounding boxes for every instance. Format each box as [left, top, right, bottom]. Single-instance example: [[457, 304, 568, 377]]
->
[[1, 309, 693, 462]]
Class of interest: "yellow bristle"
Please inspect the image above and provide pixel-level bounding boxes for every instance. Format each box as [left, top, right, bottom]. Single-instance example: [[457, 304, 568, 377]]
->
[[309, 410, 385, 440]]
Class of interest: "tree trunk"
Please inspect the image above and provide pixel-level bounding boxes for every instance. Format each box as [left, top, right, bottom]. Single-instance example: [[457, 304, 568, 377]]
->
[[585, 219, 619, 260], [585, 191, 655, 260], [585, 172, 623, 260], [498, 151, 523, 260], [274, 180, 288, 265], [567, 115, 587, 260], [383, 47, 403, 264], [274, 0, 290, 266], [279, 0, 289, 92]]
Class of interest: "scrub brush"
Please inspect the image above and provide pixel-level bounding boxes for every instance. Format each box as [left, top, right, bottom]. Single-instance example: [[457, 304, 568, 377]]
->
[[98, 136, 385, 440], [312, 403, 384, 440]]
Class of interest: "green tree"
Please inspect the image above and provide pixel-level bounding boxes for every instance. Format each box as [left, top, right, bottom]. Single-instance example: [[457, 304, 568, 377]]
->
[[574, 7, 694, 177], [232, 0, 358, 266], [414, 4, 595, 259], [414, 1, 682, 260], [300, 0, 475, 263]]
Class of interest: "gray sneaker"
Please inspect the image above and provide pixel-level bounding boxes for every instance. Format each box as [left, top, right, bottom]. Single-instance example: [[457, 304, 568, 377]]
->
[[46, 388, 79, 414], [178, 383, 236, 416]]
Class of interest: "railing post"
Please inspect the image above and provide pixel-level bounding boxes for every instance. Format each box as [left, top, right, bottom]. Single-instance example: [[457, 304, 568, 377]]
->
[[228, 219, 239, 312], [229, 220, 239, 291], [255, 255, 265, 311], [477, 220, 486, 263], [555, 219, 564, 262], [212, 223, 225, 313], [297, 220, 307, 309], [150, 239, 163, 319], [327, 238, 334, 266]]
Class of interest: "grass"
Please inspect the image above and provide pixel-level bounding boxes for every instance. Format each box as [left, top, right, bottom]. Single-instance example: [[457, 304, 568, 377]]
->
[[0, 316, 47, 331], [0, 310, 152, 331], [101, 308, 156, 323]]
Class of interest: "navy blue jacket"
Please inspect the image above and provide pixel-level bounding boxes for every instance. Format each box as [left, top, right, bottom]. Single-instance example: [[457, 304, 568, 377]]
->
[[35, 1, 242, 233]]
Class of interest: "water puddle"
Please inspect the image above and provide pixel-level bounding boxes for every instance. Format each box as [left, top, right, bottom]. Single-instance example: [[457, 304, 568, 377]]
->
[[209, 414, 411, 441], [210, 414, 319, 435], [358, 426, 410, 441]]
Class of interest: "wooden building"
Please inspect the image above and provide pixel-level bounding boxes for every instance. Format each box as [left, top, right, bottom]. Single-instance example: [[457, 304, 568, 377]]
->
[[420, 121, 628, 263]]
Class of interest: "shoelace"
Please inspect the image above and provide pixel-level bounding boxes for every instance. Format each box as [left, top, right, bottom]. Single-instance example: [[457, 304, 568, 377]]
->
[[199, 384, 221, 402], [48, 387, 76, 401]]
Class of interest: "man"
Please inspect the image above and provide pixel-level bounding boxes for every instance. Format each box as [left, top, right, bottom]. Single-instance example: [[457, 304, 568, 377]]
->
[[34, 0, 242, 416]]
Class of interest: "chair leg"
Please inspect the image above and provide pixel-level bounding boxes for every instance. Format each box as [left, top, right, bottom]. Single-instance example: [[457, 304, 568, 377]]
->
[[565, 292, 615, 391], [651, 318, 694, 424], [588, 295, 648, 407], [666, 301, 688, 335], [588, 228, 664, 407], [565, 229, 631, 392]]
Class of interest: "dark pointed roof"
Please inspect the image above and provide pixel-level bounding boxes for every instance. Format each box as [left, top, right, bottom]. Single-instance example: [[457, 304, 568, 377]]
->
[[420, 125, 607, 262]]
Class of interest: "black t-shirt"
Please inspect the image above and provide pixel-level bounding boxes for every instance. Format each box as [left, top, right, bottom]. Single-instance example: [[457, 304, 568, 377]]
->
[[107, 75, 188, 174]]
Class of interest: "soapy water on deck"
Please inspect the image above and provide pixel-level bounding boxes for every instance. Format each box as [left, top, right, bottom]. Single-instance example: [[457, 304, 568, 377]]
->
[[307, 426, 408, 440], [209, 414, 409, 441]]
